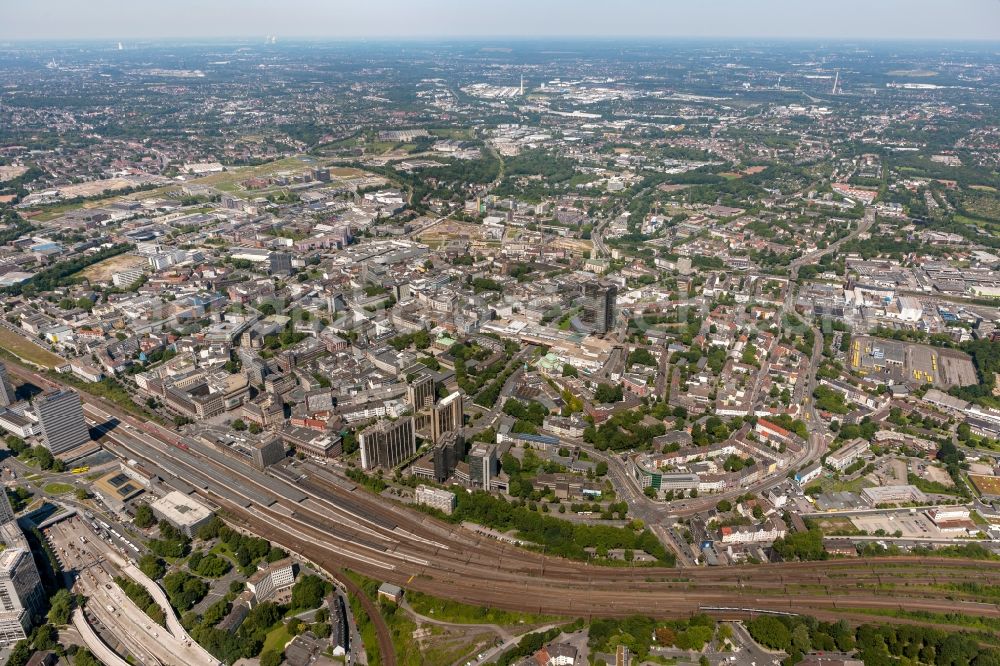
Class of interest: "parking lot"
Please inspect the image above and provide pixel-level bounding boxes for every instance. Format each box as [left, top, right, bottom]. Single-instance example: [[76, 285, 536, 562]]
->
[[851, 512, 941, 539]]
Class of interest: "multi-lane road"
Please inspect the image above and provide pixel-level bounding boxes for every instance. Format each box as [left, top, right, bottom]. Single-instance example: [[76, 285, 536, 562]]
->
[[50, 518, 218, 666], [4, 293, 997, 666]]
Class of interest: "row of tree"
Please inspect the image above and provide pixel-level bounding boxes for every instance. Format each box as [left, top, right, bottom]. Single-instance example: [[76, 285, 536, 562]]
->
[[747, 613, 1000, 666]]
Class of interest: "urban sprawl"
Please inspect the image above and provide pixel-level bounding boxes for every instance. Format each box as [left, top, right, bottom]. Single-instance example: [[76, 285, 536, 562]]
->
[[0, 38, 998, 666]]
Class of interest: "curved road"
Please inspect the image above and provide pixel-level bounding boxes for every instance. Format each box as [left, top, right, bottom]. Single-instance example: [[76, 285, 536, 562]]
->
[[73, 608, 132, 666], [7, 332, 999, 640]]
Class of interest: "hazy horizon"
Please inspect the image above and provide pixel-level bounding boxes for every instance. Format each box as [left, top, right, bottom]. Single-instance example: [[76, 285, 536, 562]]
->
[[3, 0, 1000, 42]]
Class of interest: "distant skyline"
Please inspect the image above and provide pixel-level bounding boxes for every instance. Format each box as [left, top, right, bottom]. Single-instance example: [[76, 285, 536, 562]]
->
[[3, 0, 1000, 42]]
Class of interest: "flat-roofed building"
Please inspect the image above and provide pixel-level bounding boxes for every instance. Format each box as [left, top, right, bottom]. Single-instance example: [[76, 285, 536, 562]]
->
[[281, 424, 342, 459], [431, 391, 463, 443], [377, 582, 403, 604], [826, 438, 870, 471], [246, 557, 296, 602], [92, 470, 145, 513], [150, 491, 213, 537], [415, 485, 456, 514], [581, 280, 617, 334], [432, 430, 464, 482], [861, 484, 927, 506], [0, 363, 15, 407], [112, 267, 146, 288], [0, 548, 43, 645], [407, 374, 435, 411], [0, 490, 14, 526], [34, 389, 90, 455], [359, 416, 416, 470], [0, 410, 37, 439], [250, 437, 286, 469], [468, 442, 497, 489]]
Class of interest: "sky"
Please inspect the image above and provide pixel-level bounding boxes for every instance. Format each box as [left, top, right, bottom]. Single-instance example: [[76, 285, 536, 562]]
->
[[2, 0, 1000, 42]]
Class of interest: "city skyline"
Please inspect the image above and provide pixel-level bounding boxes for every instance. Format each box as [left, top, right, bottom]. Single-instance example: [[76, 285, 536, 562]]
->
[[3, 0, 1000, 41], [3, 13, 1000, 666]]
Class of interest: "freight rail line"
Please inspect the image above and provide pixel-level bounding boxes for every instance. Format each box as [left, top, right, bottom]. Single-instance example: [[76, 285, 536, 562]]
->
[[10, 361, 1000, 642]]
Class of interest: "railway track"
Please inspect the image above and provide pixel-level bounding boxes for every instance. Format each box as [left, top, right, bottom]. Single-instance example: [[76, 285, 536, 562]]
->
[[11, 361, 1000, 640]]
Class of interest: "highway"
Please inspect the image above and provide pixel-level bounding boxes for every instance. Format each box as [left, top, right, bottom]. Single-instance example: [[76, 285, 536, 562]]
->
[[8, 346, 1000, 651], [72, 608, 131, 666], [50, 518, 219, 666]]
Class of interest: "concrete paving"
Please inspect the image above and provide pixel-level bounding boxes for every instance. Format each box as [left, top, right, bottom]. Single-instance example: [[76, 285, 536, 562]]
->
[[49, 518, 220, 666], [72, 608, 131, 666]]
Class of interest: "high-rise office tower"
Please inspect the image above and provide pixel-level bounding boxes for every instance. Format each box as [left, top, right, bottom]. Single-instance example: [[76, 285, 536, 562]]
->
[[34, 389, 90, 455], [431, 430, 464, 483], [468, 442, 497, 489], [581, 280, 617, 334], [0, 364, 14, 407], [0, 490, 14, 526], [431, 391, 463, 444], [0, 548, 43, 645], [359, 416, 416, 470], [406, 374, 435, 411], [409, 374, 436, 433]]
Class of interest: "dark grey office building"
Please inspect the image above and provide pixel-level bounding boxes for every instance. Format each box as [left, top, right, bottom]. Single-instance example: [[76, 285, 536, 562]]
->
[[359, 416, 416, 470], [0, 363, 14, 408], [431, 430, 465, 482], [581, 280, 617, 334], [34, 389, 90, 455]]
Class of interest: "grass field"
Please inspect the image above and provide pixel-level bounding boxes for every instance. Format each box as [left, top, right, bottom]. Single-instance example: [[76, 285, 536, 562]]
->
[[209, 541, 236, 560], [31, 201, 91, 222], [961, 192, 1000, 220], [970, 474, 1000, 497], [0, 327, 64, 368], [810, 517, 858, 534], [806, 474, 875, 494], [262, 623, 293, 654], [330, 166, 365, 177], [42, 482, 74, 495], [429, 128, 473, 140], [953, 214, 1000, 235], [406, 589, 557, 628]]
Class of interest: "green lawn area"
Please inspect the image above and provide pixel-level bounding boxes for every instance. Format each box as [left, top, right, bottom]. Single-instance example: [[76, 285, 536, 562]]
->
[[209, 541, 238, 564], [262, 623, 293, 654], [43, 482, 74, 495], [30, 201, 90, 222], [954, 214, 1000, 234], [806, 474, 874, 494], [406, 590, 558, 628], [368, 140, 398, 154], [0, 328, 64, 368]]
